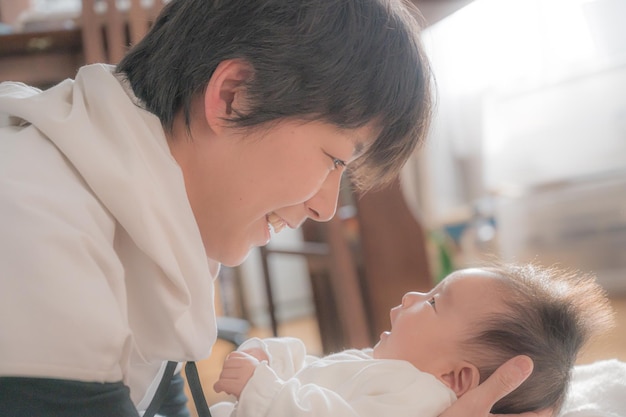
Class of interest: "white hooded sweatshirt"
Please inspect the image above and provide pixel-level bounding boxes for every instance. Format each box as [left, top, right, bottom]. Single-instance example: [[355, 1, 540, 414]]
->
[[0, 64, 218, 409]]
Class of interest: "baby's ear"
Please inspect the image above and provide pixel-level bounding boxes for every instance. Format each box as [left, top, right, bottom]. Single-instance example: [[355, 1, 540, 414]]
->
[[439, 361, 480, 397]]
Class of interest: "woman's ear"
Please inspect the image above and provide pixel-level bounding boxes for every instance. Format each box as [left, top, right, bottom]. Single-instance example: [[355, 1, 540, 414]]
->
[[203, 59, 253, 135], [439, 361, 480, 398]]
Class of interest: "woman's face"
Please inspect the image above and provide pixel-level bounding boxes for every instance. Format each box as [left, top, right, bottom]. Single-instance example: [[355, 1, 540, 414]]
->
[[171, 118, 372, 266]]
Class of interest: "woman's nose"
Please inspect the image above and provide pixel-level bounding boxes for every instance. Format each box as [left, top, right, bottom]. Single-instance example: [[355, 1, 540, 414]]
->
[[304, 172, 342, 222]]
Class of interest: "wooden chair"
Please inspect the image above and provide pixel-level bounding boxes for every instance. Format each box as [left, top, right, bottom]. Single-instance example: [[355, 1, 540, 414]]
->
[[80, 0, 167, 64], [259, 178, 433, 353], [259, 214, 372, 351]]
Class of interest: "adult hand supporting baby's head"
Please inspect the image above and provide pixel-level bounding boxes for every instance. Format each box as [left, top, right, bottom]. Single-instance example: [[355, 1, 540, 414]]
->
[[439, 356, 542, 417]]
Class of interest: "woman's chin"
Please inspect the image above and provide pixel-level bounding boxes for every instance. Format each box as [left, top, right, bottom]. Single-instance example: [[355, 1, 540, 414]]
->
[[206, 243, 252, 267], [218, 251, 251, 267]]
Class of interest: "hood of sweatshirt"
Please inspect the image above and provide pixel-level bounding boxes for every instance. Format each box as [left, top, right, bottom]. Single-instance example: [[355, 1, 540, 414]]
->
[[0, 64, 218, 366]]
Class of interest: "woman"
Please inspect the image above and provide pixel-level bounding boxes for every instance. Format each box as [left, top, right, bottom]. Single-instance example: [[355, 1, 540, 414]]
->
[[0, 0, 534, 415]]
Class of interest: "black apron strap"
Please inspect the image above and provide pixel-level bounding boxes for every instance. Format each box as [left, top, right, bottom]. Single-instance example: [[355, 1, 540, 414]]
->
[[143, 361, 178, 417], [184, 361, 213, 417]]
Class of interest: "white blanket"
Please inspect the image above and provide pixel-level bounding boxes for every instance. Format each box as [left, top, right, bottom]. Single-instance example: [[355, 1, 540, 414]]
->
[[561, 359, 626, 417]]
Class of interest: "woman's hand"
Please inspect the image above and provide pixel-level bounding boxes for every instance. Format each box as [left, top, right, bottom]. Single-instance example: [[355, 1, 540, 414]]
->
[[439, 356, 539, 417]]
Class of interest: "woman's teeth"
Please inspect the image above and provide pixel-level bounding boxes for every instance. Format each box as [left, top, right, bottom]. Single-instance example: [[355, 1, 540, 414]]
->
[[267, 213, 286, 234]]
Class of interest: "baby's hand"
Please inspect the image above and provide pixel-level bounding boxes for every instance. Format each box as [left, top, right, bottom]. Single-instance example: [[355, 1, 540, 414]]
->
[[213, 351, 260, 399], [240, 347, 269, 363]]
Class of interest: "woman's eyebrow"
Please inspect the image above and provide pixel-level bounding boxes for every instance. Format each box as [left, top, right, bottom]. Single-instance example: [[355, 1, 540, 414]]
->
[[347, 129, 370, 157], [353, 141, 364, 158]]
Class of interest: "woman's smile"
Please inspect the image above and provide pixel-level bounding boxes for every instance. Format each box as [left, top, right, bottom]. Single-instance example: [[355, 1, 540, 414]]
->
[[266, 212, 288, 234]]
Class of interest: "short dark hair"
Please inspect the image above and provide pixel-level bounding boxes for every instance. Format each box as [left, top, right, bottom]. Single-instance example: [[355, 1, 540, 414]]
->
[[464, 263, 614, 415], [116, 0, 432, 190]]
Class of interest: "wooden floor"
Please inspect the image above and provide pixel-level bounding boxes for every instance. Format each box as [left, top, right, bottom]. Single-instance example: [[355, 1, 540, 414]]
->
[[184, 295, 626, 417]]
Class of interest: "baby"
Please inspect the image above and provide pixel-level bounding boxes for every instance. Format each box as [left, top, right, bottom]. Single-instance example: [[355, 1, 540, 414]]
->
[[210, 263, 614, 417]]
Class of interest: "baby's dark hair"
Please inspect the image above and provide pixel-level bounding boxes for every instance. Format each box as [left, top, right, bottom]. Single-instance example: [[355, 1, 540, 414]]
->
[[117, 0, 432, 191], [464, 263, 614, 415]]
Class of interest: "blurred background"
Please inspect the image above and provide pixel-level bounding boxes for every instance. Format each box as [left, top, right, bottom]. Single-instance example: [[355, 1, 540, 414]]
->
[[2, 0, 625, 412]]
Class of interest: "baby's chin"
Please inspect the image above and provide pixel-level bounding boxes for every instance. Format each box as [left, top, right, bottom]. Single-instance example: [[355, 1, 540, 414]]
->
[[371, 343, 385, 360], [371, 331, 391, 359]]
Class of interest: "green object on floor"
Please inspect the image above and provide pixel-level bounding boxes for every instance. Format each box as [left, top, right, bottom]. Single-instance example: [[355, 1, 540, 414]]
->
[[430, 230, 455, 284]]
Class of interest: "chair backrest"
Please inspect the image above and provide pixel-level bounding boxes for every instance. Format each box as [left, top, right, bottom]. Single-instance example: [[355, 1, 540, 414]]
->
[[81, 0, 166, 64]]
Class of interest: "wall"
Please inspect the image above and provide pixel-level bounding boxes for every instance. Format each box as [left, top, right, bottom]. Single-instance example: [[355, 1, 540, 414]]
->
[[401, 0, 626, 292]]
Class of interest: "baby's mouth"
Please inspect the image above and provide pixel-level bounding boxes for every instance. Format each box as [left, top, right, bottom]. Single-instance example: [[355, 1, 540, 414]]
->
[[266, 212, 287, 234]]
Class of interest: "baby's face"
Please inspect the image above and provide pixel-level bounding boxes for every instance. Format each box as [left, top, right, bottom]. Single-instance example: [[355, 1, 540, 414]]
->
[[372, 269, 506, 379]]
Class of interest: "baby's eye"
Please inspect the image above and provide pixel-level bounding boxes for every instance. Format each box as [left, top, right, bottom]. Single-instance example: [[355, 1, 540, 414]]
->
[[428, 297, 436, 307]]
